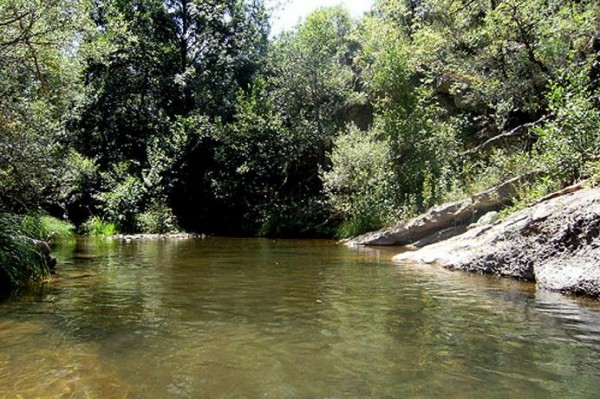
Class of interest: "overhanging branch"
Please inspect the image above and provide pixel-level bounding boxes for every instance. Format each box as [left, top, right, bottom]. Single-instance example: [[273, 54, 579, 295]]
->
[[462, 113, 553, 155]]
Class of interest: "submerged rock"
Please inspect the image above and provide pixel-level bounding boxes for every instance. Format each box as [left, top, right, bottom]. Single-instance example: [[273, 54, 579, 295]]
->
[[392, 186, 600, 298]]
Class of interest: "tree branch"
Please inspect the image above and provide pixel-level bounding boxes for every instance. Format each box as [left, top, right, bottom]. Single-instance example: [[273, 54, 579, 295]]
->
[[462, 114, 553, 155], [0, 10, 32, 27]]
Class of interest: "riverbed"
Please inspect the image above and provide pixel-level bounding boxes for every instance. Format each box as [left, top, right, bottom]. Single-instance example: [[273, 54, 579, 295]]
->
[[1, 238, 600, 397]]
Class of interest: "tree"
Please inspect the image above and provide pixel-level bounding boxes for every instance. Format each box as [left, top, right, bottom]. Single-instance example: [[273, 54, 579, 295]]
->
[[71, 0, 270, 231], [353, 8, 460, 212], [322, 124, 398, 237], [536, 71, 600, 184], [75, 0, 269, 165], [270, 6, 362, 183], [210, 78, 292, 233], [0, 0, 88, 213]]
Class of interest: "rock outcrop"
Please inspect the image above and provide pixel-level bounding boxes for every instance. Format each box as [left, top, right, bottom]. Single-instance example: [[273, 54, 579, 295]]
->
[[347, 175, 531, 247], [392, 185, 600, 298]]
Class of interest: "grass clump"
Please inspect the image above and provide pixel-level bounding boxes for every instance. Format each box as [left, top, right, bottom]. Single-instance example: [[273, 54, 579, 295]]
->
[[80, 216, 118, 237], [0, 213, 50, 292], [20, 213, 75, 244]]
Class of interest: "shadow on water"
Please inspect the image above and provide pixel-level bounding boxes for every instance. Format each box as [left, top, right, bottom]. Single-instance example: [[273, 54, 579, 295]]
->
[[1, 238, 600, 398]]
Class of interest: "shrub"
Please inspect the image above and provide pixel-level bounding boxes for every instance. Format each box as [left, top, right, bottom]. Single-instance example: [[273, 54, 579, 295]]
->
[[0, 213, 49, 291], [452, 149, 544, 200], [335, 215, 386, 240], [80, 216, 118, 237], [56, 149, 100, 225], [20, 214, 75, 243], [322, 124, 400, 237], [136, 201, 179, 234], [536, 73, 600, 184], [98, 169, 145, 233], [258, 197, 334, 238]]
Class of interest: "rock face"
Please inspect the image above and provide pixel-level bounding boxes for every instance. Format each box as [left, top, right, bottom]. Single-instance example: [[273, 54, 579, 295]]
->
[[347, 175, 528, 247], [392, 186, 600, 298]]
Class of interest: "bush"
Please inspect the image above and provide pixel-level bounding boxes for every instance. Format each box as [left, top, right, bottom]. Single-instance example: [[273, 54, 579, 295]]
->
[[80, 216, 118, 237], [499, 176, 561, 218], [0, 213, 49, 291], [335, 215, 386, 240], [322, 124, 400, 237], [98, 168, 146, 233], [20, 214, 75, 244], [56, 149, 100, 225], [258, 197, 334, 238], [449, 149, 544, 201], [136, 201, 179, 234], [536, 73, 600, 184]]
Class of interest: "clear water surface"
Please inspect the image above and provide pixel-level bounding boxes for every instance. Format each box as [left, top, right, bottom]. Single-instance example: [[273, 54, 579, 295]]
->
[[1, 238, 600, 398]]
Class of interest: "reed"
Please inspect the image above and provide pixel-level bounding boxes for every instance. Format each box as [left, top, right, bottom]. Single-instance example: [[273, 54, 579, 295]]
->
[[0, 213, 50, 291]]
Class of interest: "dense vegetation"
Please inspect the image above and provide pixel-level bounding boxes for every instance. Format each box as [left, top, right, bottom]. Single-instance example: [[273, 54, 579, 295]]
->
[[1, 0, 599, 286]]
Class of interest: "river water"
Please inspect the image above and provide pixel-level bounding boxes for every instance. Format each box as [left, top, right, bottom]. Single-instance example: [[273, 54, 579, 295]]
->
[[1, 238, 600, 398]]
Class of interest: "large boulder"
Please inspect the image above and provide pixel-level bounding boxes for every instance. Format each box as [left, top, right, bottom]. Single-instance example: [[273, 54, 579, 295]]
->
[[26, 238, 57, 269], [392, 185, 600, 298]]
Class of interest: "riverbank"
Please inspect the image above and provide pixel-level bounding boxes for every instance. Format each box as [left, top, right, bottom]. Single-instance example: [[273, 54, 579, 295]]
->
[[0, 213, 62, 294], [108, 233, 207, 241], [350, 184, 600, 299]]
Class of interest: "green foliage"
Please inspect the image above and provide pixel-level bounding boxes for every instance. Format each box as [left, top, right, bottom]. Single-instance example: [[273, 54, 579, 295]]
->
[[447, 149, 544, 201], [75, 0, 269, 164], [1, 0, 600, 242], [69, 0, 270, 234], [0, 103, 63, 212], [211, 78, 292, 230], [335, 218, 380, 240], [257, 198, 334, 238], [0, 213, 49, 291], [323, 124, 399, 237], [98, 169, 146, 233], [384, 92, 460, 210], [136, 201, 179, 234], [144, 113, 208, 197], [0, 0, 89, 212], [499, 176, 561, 218], [271, 6, 360, 139], [20, 214, 75, 244], [80, 217, 118, 238], [393, 0, 595, 130], [356, 13, 413, 107], [355, 10, 461, 212], [536, 72, 600, 184], [55, 150, 100, 224]]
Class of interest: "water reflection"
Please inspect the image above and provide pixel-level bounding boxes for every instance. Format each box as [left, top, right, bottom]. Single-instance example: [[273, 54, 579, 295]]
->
[[1, 238, 600, 397]]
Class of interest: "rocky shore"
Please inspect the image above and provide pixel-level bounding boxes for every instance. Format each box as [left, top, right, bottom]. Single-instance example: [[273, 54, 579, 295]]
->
[[347, 174, 530, 247], [108, 233, 207, 241], [350, 184, 600, 299]]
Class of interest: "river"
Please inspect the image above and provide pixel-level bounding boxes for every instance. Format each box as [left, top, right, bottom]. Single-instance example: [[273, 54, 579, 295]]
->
[[1, 238, 600, 398]]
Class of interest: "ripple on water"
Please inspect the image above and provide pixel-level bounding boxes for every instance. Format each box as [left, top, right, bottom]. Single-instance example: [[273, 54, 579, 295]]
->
[[1, 238, 600, 398]]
